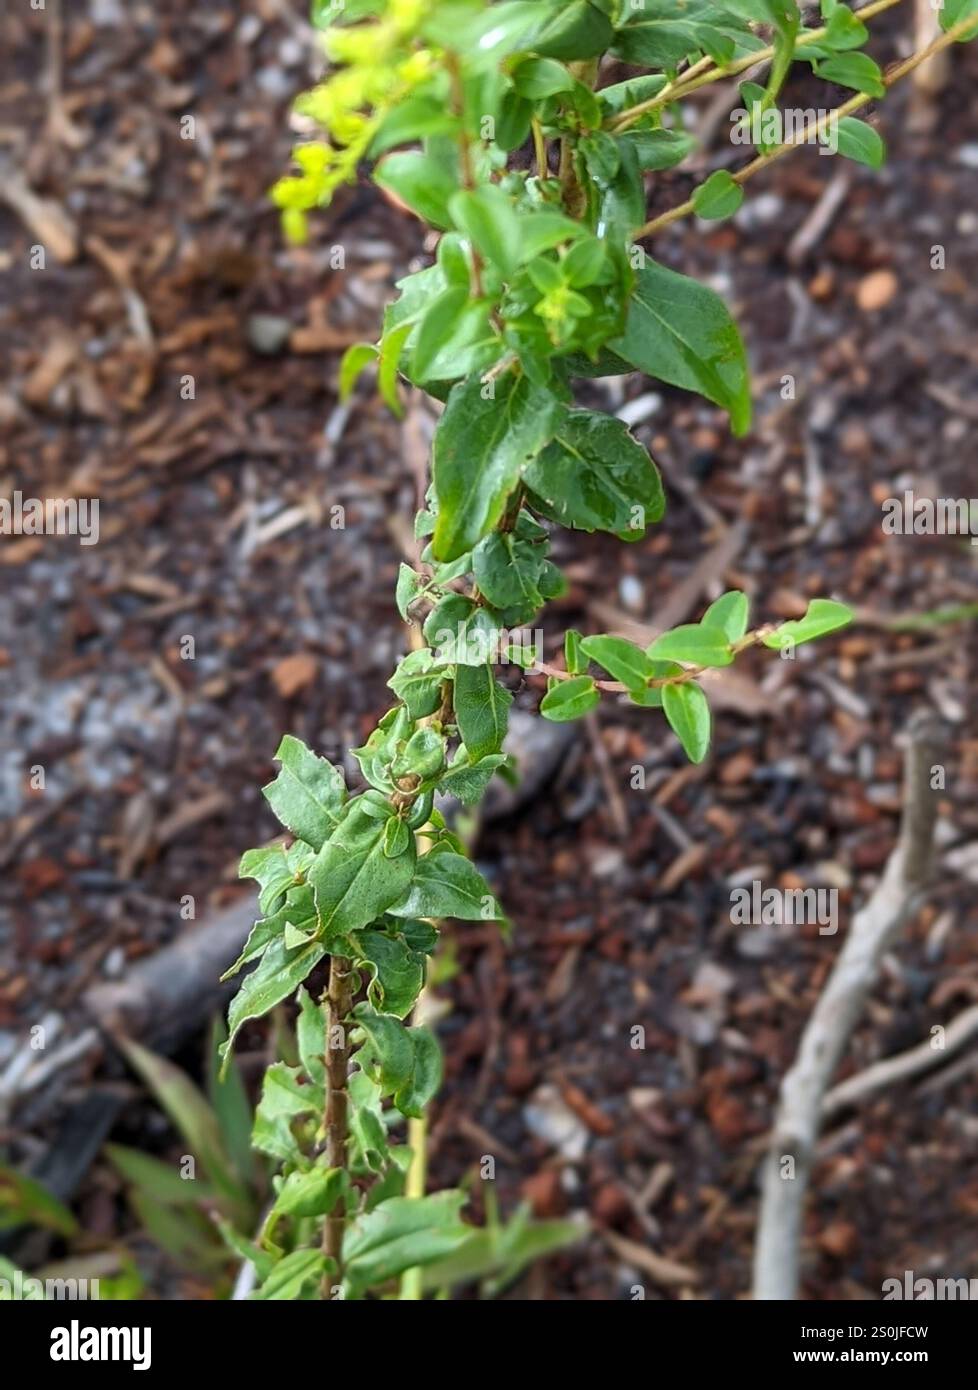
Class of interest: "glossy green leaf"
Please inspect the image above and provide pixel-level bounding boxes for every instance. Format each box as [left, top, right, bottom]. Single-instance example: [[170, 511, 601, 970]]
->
[[524, 409, 664, 539], [454, 660, 514, 760], [693, 169, 744, 221], [580, 634, 653, 691], [834, 116, 885, 168], [761, 598, 854, 649], [374, 151, 458, 229], [646, 623, 734, 667], [611, 260, 752, 436], [816, 51, 885, 96], [449, 185, 521, 277], [539, 675, 600, 721], [702, 590, 749, 641], [662, 681, 712, 764], [432, 374, 560, 562]]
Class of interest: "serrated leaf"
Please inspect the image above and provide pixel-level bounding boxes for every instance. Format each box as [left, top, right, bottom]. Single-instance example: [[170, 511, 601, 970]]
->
[[539, 675, 600, 722], [662, 682, 712, 764], [387, 850, 504, 922], [222, 936, 327, 1070], [454, 661, 513, 760], [646, 623, 734, 667], [222, 884, 317, 981], [262, 735, 347, 852], [611, 260, 752, 436], [309, 801, 417, 942]]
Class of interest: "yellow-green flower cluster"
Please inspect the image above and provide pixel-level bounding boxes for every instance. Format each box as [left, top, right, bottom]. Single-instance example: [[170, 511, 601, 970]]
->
[[271, 0, 436, 243]]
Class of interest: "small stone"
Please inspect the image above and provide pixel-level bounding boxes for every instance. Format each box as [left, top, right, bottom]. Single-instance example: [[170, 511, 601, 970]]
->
[[856, 269, 898, 312], [247, 314, 292, 356]]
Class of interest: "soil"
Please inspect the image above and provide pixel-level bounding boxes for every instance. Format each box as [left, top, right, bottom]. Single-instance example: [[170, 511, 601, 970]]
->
[[1, 0, 976, 1300]]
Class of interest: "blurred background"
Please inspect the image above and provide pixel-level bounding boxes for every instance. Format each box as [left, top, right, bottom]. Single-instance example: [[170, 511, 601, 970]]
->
[[0, 0, 976, 1299]]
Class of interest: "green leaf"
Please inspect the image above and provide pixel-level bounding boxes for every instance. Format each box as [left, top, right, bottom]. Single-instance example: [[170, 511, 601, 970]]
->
[[611, 260, 752, 436], [252, 1248, 331, 1300], [262, 735, 347, 852], [270, 1166, 344, 1221], [411, 286, 472, 381], [449, 185, 522, 277], [221, 883, 317, 981], [834, 116, 885, 169], [391, 727, 446, 782], [354, 1008, 415, 1094], [612, 0, 756, 68], [472, 531, 545, 610], [524, 409, 664, 539], [388, 850, 505, 922], [529, 0, 615, 59], [395, 563, 421, 621], [647, 623, 734, 666], [437, 749, 508, 805], [520, 211, 588, 259], [388, 648, 448, 720], [338, 342, 378, 401], [579, 635, 653, 691], [619, 128, 697, 171], [540, 675, 600, 722], [370, 95, 459, 155], [342, 1192, 470, 1296], [662, 682, 712, 763], [939, 0, 978, 38], [352, 929, 426, 1019], [222, 936, 327, 1069], [310, 801, 417, 941], [238, 842, 303, 916], [207, 1016, 258, 1189], [761, 598, 853, 649], [378, 320, 412, 418], [0, 1166, 77, 1238], [511, 56, 574, 98], [816, 51, 885, 96], [105, 1144, 217, 1207], [693, 169, 744, 221], [394, 1027, 443, 1120], [252, 1062, 319, 1162], [702, 590, 749, 641], [454, 661, 514, 760], [296, 986, 326, 1090], [374, 151, 458, 229], [432, 374, 560, 563], [565, 628, 585, 675]]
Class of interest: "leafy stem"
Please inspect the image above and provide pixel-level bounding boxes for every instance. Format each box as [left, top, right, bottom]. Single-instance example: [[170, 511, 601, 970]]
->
[[638, 14, 973, 239], [607, 0, 906, 133]]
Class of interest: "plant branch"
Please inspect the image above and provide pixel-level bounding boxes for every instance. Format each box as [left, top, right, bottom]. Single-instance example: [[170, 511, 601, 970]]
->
[[530, 626, 776, 694], [637, 14, 973, 240], [322, 953, 354, 1285], [608, 0, 906, 132]]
